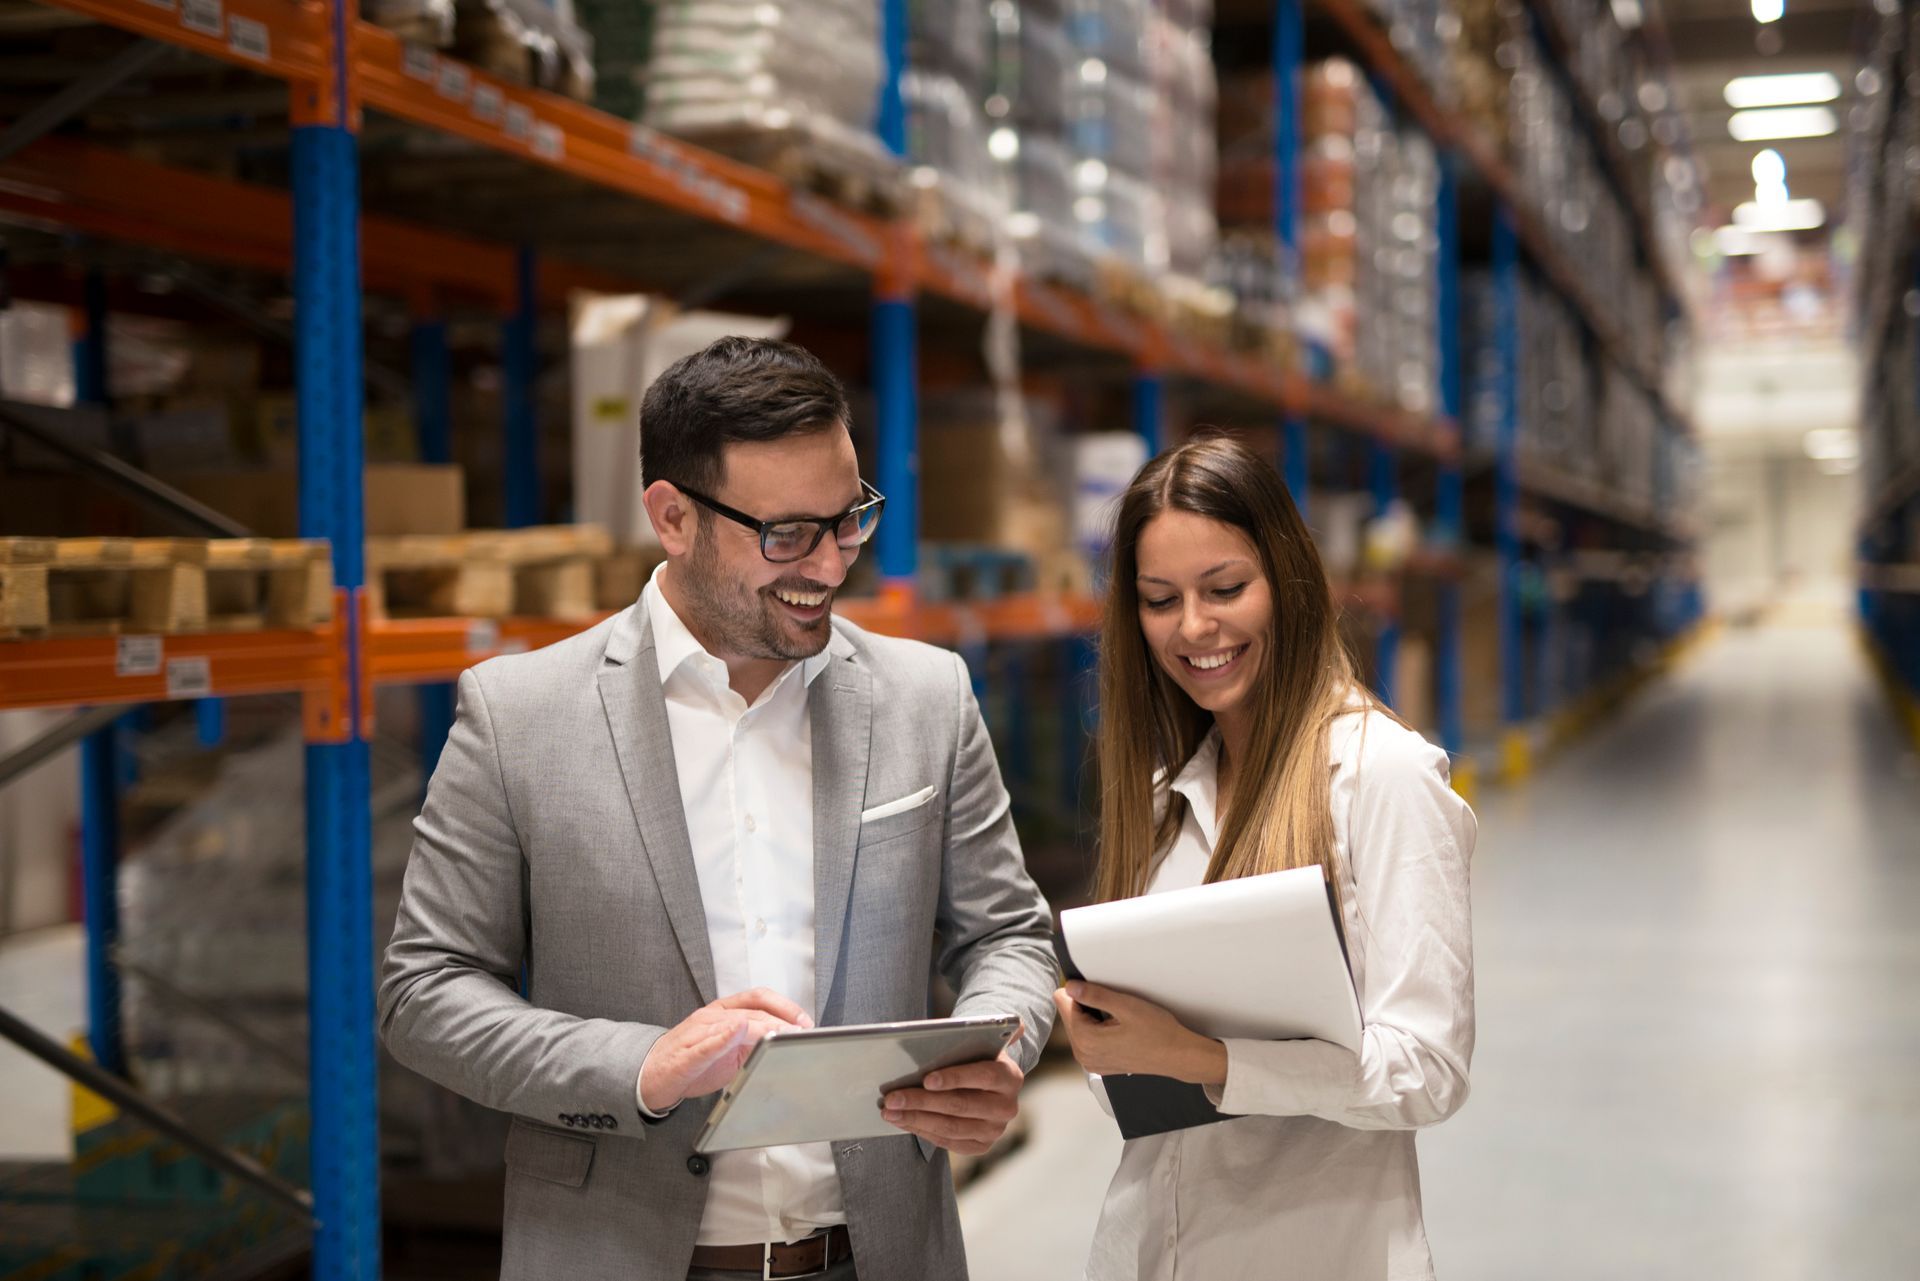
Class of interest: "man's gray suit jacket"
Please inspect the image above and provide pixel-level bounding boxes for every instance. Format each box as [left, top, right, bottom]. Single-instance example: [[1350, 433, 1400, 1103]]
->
[[378, 602, 1059, 1280]]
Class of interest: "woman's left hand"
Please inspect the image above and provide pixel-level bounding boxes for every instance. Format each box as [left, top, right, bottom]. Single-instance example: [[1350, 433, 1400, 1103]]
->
[[1051, 981, 1229, 1086]]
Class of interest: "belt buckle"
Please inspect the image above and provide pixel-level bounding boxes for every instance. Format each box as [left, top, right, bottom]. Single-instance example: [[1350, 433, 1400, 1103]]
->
[[763, 1236, 831, 1280]]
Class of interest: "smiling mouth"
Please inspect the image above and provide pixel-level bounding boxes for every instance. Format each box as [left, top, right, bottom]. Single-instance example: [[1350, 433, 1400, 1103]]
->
[[774, 587, 829, 609], [1181, 645, 1248, 674]]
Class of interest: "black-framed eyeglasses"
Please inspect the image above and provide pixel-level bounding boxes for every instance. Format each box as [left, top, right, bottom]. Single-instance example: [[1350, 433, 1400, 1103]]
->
[[677, 479, 887, 564]]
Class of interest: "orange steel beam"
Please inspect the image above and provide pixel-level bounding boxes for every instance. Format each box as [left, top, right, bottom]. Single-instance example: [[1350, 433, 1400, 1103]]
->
[[0, 137, 630, 307], [32, 0, 330, 84], [0, 627, 338, 712]]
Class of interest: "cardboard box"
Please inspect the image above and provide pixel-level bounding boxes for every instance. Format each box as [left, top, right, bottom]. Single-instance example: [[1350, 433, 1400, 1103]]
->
[[163, 465, 466, 538]]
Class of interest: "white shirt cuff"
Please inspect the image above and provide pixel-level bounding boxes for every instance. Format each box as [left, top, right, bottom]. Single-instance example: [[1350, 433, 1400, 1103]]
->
[[635, 1043, 674, 1120]]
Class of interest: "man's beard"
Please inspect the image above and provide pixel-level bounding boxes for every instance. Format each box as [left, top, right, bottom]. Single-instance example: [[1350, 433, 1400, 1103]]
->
[[681, 529, 833, 663]]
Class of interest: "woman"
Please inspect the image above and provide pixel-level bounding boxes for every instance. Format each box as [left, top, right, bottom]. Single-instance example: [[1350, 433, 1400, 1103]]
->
[[1053, 434, 1477, 1281]]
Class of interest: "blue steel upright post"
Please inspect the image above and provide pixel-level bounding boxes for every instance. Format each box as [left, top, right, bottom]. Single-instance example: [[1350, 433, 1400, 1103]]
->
[[73, 264, 125, 1076], [504, 246, 541, 528], [1274, 0, 1309, 513], [1132, 370, 1165, 456], [1492, 207, 1528, 780], [873, 0, 919, 594], [293, 8, 381, 1273], [1370, 443, 1399, 706], [411, 298, 456, 784], [1433, 155, 1466, 777]]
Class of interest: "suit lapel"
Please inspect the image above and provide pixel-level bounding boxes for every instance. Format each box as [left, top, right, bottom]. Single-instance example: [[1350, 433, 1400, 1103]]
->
[[597, 605, 718, 1005], [811, 630, 871, 1019]]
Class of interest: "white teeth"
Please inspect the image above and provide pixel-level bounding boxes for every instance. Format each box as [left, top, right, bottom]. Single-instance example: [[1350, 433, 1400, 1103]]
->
[[776, 589, 827, 608], [1186, 647, 1245, 671]]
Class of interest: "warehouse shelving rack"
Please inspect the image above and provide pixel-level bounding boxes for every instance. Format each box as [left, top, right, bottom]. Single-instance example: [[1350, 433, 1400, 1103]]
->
[[1853, 4, 1920, 747], [0, 0, 1699, 1274]]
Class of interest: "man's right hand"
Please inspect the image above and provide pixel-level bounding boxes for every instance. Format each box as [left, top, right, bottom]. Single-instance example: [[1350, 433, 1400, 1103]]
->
[[639, 988, 814, 1113]]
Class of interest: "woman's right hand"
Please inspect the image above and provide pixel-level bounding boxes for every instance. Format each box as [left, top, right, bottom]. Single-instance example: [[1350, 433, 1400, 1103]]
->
[[1051, 982, 1228, 1087]]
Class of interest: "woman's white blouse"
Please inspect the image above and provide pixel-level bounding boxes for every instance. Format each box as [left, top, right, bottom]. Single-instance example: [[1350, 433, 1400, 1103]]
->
[[1085, 710, 1477, 1281]]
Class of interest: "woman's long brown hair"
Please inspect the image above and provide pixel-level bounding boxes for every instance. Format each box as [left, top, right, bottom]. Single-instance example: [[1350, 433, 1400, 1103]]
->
[[1093, 433, 1385, 904]]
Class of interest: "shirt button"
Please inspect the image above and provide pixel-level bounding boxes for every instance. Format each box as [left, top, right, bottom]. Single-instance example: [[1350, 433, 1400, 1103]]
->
[[754, 918, 768, 937], [745, 813, 757, 833]]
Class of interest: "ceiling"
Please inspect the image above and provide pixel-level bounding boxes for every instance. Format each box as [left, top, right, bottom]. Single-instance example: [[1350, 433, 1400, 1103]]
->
[[1654, 0, 1864, 222]]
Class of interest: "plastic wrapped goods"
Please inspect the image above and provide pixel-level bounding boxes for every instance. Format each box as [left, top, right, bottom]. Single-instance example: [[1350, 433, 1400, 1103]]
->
[[642, 0, 884, 146]]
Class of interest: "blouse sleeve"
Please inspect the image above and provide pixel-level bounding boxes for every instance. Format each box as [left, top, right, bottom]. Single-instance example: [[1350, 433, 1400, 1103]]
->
[[1207, 722, 1476, 1130]]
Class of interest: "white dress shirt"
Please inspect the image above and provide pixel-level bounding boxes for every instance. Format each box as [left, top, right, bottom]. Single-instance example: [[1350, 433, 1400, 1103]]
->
[[1087, 705, 1477, 1281], [634, 567, 847, 1246]]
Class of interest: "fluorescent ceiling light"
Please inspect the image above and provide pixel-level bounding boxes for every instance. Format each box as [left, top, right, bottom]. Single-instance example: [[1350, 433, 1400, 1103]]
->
[[1733, 198, 1825, 231], [1728, 106, 1837, 140], [1610, 0, 1643, 29], [1750, 0, 1783, 22], [1724, 72, 1841, 109], [1802, 428, 1857, 462], [1750, 148, 1786, 188], [1713, 227, 1772, 256]]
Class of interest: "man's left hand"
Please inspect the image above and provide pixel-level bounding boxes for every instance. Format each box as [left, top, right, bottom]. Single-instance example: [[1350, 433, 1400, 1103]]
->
[[880, 1045, 1024, 1156]]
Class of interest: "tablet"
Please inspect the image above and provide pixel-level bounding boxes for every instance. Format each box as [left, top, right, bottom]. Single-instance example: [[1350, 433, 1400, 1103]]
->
[[694, 1015, 1020, 1154]]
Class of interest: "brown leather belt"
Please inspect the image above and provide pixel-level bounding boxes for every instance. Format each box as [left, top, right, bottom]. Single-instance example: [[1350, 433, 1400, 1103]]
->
[[688, 1225, 852, 1278]]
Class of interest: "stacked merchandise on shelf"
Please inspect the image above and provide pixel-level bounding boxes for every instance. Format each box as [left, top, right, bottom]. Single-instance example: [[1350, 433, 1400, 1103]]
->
[[905, 0, 1009, 250], [1365, 0, 1456, 108], [971, 1, 1216, 284], [1147, 1, 1220, 280], [639, 0, 892, 175], [1507, 30, 1653, 372], [1461, 268, 1667, 510], [985, 0, 1077, 264], [1446, 0, 1694, 372], [366, 0, 596, 99], [1060, 0, 1157, 273], [1219, 58, 1439, 411]]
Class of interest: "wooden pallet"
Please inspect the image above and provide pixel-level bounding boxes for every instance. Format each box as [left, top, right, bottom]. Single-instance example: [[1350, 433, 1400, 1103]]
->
[[0, 537, 332, 638], [592, 547, 661, 612], [366, 525, 614, 620], [205, 541, 335, 631], [677, 123, 906, 219], [921, 543, 1037, 604]]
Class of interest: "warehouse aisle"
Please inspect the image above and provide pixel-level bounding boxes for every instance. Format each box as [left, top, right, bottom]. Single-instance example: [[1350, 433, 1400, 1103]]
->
[[962, 619, 1920, 1279]]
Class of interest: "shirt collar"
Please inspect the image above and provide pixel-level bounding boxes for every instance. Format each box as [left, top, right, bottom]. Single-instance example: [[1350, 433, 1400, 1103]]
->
[[642, 563, 833, 691], [1168, 729, 1223, 848]]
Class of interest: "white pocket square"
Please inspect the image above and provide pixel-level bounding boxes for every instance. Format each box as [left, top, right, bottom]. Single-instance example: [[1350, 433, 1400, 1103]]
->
[[860, 786, 936, 824]]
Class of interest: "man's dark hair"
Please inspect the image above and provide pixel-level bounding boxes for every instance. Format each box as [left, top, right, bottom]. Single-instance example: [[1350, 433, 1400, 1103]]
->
[[640, 336, 851, 495]]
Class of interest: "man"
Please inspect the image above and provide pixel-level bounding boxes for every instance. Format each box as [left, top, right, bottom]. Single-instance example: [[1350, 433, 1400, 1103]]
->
[[379, 336, 1057, 1280]]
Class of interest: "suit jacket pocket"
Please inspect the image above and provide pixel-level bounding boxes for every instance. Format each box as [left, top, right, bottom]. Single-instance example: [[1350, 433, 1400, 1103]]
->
[[856, 792, 943, 847], [506, 1117, 596, 1187]]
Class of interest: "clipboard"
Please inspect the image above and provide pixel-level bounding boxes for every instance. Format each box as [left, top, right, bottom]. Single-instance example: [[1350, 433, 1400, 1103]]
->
[[1058, 865, 1360, 1140], [694, 1015, 1020, 1153]]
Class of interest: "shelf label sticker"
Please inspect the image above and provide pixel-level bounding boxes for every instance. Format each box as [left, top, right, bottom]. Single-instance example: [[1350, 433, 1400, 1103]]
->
[[139, 0, 178, 11], [504, 103, 533, 144], [181, 0, 222, 37], [166, 657, 213, 700], [228, 15, 268, 62], [403, 44, 438, 83], [500, 639, 530, 656], [472, 83, 505, 125], [116, 636, 164, 679], [629, 126, 750, 224], [437, 61, 472, 103], [466, 619, 500, 655], [533, 122, 564, 162]]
